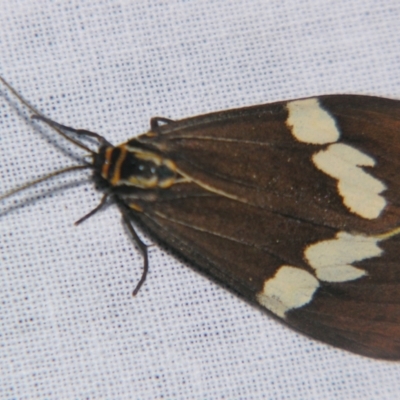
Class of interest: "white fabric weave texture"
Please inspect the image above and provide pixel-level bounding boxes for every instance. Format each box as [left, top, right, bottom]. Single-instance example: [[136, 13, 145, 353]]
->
[[1, 1, 400, 398]]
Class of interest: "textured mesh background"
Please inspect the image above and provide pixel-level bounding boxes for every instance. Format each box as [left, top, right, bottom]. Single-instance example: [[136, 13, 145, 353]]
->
[[1, 0, 400, 398]]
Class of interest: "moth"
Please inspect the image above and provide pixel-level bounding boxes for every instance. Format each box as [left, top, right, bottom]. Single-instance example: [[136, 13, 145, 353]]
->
[[2, 76, 400, 360]]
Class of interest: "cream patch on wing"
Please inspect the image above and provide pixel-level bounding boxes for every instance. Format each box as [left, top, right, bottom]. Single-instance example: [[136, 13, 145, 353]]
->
[[312, 143, 387, 219], [256, 266, 320, 318], [304, 232, 382, 282], [256, 232, 385, 317], [286, 98, 340, 144]]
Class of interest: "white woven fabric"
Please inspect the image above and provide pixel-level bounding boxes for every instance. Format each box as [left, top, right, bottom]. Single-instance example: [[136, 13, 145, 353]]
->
[[1, 1, 400, 398]]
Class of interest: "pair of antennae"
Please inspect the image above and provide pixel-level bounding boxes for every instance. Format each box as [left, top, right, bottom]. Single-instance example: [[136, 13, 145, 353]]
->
[[0, 76, 100, 202], [1, 76, 150, 295]]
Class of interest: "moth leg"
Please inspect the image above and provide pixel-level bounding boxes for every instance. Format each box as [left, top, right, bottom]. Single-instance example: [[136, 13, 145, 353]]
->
[[150, 117, 175, 131], [120, 207, 149, 296], [32, 114, 111, 145], [75, 193, 109, 225]]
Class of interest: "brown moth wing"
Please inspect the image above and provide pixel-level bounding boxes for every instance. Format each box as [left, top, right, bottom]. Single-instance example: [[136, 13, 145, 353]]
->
[[124, 182, 400, 359], [120, 95, 400, 359], [125, 182, 334, 298], [134, 95, 400, 234]]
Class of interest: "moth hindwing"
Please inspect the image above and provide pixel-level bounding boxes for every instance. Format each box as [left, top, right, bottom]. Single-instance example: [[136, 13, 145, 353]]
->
[[2, 76, 400, 360]]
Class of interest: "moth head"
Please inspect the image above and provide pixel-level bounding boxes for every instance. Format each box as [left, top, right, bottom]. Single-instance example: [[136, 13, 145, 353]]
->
[[95, 142, 178, 190]]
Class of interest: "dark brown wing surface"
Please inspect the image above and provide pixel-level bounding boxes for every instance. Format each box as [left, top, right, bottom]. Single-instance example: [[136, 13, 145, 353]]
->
[[124, 95, 400, 359]]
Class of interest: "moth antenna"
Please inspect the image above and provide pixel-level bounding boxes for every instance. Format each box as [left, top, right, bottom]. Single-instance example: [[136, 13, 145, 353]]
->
[[32, 114, 112, 146], [0, 75, 96, 154], [0, 165, 91, 202]]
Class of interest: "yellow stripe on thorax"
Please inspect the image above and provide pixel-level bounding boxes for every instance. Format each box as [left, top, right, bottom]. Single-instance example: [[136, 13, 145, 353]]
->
[[111, 145, 128, 185], [101, 147, 114, 180]]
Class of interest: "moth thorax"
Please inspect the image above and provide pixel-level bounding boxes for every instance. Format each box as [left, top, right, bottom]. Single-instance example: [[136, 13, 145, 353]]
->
[[101, 145, 178, 189]]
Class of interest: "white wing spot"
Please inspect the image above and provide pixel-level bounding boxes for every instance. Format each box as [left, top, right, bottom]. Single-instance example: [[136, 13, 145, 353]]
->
[[256, 266, 319, 318], [305, 232, 382, 282], [313, 143, 387, 219], [286, 98, 340, 144]]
